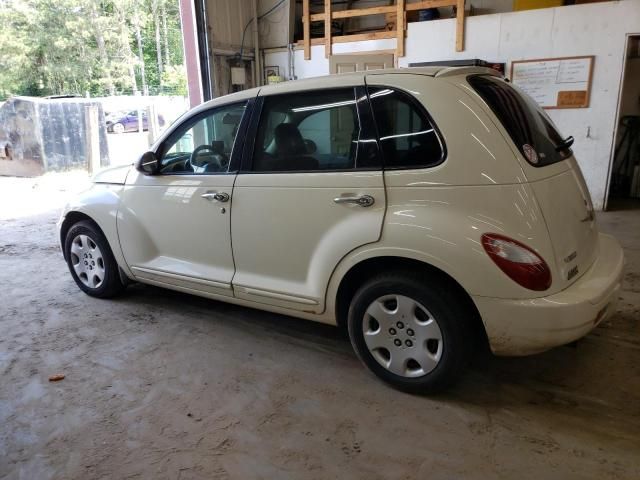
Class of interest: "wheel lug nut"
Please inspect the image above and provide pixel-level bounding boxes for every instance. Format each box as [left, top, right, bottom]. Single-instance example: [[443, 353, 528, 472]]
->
[[407, 329, 414, 336], [405, 340, 413, 347], [394, 339, 402, 347], [84, 261, 88, 265], [396, 321, 404, 329], [389, 328, 396, 335]]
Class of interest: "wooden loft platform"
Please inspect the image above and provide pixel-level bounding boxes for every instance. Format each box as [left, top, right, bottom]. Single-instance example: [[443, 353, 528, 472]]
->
[[299, 0, 465, 60]]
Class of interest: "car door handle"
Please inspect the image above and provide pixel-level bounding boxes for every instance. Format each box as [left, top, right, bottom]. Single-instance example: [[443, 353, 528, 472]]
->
[[333, 194, 375, 207], [201, 191, 229, 202]]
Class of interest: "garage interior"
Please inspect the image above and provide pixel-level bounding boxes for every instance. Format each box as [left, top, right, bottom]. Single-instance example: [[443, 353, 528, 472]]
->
[[2, 0, 640, 479]]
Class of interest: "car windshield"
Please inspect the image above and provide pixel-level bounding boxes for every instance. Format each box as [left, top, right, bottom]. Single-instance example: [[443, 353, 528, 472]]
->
[[468, 75, 572, 167]]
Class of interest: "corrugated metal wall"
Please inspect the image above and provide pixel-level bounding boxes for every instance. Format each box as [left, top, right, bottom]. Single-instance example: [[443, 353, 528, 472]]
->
[[207, 0, 291, 52], [206, 0, 291, 97], [207, 0, 256, 52]]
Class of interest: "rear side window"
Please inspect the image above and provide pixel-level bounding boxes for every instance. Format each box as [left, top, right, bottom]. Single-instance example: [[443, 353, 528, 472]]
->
[[468, 75, 572, 167], [251, 88, 359, 172], [368, 87, 444, 169]]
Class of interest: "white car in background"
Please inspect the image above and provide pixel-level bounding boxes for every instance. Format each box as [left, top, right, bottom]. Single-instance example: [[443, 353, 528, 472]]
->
[[58, 67, 624, 392]]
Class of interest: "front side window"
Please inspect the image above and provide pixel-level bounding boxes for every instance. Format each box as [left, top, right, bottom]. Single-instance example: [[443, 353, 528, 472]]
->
[[468, 75, 571, 167], [159, 102, 246, 174], [368, 87, 444, 169], [251, 89, 360, 172]]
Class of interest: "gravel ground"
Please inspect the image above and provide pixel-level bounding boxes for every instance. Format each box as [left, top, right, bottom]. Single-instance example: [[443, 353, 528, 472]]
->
[[1, 173, 639, 479]]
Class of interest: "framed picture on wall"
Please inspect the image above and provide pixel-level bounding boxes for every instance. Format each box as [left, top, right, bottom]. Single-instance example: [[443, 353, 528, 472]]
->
[[264, 66, 280, 79]]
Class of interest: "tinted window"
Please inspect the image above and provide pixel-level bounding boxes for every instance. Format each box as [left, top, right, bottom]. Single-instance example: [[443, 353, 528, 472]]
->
[[468, 75, 571, 167], [368, 87, 444, 169], [159, 102, 246, 174], [252, 89, 359, 172]]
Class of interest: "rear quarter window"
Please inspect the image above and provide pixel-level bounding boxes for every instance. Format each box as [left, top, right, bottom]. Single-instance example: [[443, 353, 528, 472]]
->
[[468, 75, 572, 167], [368, 87, 445, 169]]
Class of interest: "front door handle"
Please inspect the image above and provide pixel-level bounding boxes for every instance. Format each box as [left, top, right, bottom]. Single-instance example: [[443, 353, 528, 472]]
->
[[333, 194, 375, 207], [201, 191, 229, 202]]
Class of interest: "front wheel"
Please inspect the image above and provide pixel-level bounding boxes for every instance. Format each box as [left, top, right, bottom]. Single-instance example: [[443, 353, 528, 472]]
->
[[64, 221, 125, 298], [112, 122, 125, 134], [347, 272, 471, 393]]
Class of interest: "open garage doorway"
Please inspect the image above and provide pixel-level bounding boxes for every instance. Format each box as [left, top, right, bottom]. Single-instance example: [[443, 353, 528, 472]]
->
[[607, 34, 640, 210]]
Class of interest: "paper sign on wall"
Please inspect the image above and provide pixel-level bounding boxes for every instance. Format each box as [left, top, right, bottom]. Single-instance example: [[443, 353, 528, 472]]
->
[[510, 56, 594, 109]]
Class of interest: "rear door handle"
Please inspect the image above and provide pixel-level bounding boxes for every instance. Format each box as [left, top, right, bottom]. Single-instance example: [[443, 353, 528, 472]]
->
[[333, 194, 375, 207], [201, 191, 229, 202]]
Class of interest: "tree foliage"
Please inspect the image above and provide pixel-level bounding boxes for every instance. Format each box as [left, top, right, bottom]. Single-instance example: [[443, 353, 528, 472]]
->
[[0, 0, 185, 100]]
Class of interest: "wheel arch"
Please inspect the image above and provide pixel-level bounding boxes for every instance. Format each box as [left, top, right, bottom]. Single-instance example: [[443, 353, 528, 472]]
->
[[332, 254, 489, 350], [60, 210, 133, 284], [60, 211, 103, 260]]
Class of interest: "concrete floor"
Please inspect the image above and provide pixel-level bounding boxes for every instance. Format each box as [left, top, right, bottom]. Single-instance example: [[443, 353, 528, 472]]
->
[[1, 175, 639, 479]]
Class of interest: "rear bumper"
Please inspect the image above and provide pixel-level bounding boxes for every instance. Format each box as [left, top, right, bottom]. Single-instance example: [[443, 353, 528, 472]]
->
[[473, 233, 624, 356]]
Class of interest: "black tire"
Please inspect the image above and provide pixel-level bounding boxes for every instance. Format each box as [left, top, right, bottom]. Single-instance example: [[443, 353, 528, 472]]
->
[[347, 271, 472, 393], [64, 220, 126, 298]]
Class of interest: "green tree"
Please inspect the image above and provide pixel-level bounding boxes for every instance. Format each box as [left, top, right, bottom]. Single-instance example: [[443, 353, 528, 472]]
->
[[161, 64, 187, 96], [0, 0, 185, 100], [0, 1, 39, 98]]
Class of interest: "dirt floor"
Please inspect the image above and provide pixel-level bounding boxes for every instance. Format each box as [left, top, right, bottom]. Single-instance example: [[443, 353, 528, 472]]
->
[[1, 173, 639, 479]]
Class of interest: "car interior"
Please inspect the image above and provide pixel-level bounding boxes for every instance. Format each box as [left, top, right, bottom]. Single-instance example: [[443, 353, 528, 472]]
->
[[159, 108, 244, 174], [252, 91, 359, 172]]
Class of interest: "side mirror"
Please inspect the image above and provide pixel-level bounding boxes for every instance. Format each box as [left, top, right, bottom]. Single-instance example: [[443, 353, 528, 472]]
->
[[135, 151, 159, 175]]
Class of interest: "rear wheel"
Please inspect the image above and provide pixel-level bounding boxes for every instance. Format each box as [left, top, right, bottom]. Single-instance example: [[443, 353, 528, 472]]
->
[[347, 272, 471, 393], [112, 122, 125, 134], [64, 221, 125, 298]]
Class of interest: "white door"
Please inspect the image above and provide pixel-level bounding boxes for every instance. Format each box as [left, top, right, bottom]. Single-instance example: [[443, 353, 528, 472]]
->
[[118, 102, 248, 297], [329, 53, 395, 74], [230, 87, 386, 312]]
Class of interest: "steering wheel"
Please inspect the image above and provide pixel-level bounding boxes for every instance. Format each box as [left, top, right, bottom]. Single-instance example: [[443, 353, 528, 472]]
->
[[189, 144, 222, 172], [303, 138, 317, 154]]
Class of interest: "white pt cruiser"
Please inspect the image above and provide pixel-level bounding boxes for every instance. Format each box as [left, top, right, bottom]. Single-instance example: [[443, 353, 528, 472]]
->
[[58, 67, 624, 392]]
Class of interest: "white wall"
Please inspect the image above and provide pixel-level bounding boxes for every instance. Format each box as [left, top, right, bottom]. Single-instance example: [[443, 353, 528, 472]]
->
[[264, 0, 640, 209], [266, 38, 397, 80]]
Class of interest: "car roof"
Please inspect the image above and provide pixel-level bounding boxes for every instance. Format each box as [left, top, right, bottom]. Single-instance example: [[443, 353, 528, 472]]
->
[[191, 66, 499, 115]]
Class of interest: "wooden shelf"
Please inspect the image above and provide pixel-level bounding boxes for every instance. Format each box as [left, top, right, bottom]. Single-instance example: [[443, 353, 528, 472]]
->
[[301, 0, 465, 60]]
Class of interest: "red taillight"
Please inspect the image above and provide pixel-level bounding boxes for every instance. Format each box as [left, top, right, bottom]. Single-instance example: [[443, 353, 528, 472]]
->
[[481, 233, 552, 291]]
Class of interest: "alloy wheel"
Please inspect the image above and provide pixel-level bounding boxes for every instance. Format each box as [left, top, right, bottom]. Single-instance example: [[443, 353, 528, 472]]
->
[[362, 294, 443, 377], [70, 234, 105, 289]]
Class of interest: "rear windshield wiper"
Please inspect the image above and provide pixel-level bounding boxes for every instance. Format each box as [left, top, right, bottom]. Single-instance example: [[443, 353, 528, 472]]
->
[[555, 136, 574, 152]]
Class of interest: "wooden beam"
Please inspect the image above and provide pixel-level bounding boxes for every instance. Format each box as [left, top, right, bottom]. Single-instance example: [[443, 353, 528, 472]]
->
[[296, 30, 398, 47], [334, 30, 398, 44], [396, 0, 405, 57], [456, 0, 465, 52], [405, 0, 456, 11], [325, 0, 332, 58], [310, 5, 396, 21], [310, 1, 457, 21], [303, 0, 310, 60]]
